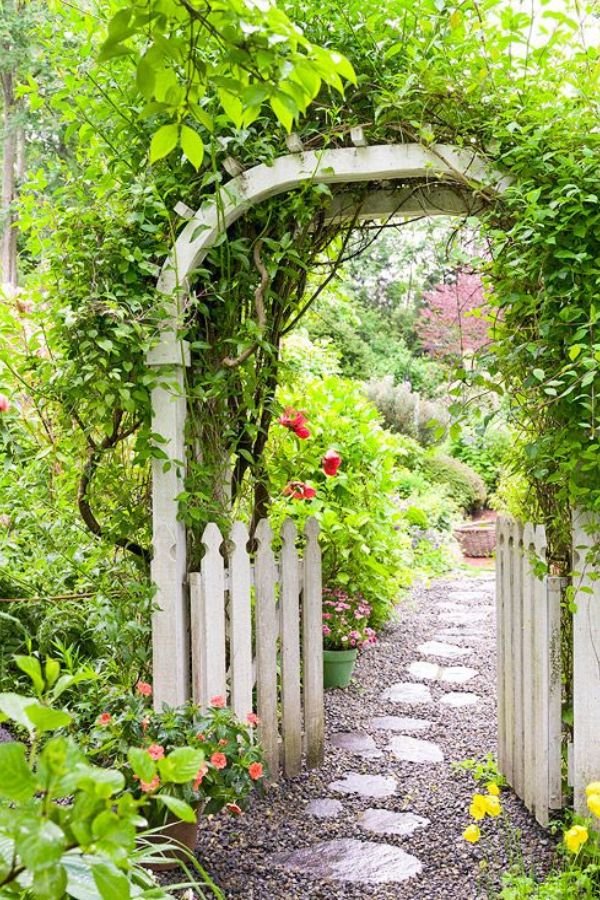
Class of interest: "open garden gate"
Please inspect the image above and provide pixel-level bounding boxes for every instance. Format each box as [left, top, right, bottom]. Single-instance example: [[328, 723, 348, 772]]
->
[[496, 512, 600, 823]]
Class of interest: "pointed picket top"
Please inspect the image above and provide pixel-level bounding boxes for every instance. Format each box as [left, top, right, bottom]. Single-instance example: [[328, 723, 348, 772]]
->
[[202, 521, 223, 552], [522, 521, 536, 553], [304, 516, 320, 541], [230, 520, 250, 553], [255, 517, 274, 547], [281, 517, 298, 546]]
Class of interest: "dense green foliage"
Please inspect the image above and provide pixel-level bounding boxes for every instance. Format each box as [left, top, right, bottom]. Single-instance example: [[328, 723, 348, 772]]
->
[[422, 453, 487, 514]]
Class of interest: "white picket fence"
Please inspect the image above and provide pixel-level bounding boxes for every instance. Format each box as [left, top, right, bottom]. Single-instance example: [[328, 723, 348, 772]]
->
[[496, 516, 563, 826], [497, 512, 600, 824], [188, 516, 324, 780]]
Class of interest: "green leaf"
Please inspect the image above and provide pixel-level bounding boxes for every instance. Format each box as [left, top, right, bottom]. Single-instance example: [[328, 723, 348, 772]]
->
[[156, 795, 197, 823], [25, 703, 72, 733], [0, 692, 37, 733], [32, 865, 68, 899], [127, 747, 156, 782], [158, 747, 204, 783], [17, 819, 66, 871], [14, 656, 45, 694], [181, 125, 204, 170], [149, 124, 179, 163], [0, 743, 37, 801], [329, 51, 357, 85], [74, 765, 124, 798], [218, 90, 244, 128], [44, 659, 60, 688], [91, 861, 130, 900], [270, 92, 297, 133], [136, 57, 156, 101], [532, 368, 545, 381]]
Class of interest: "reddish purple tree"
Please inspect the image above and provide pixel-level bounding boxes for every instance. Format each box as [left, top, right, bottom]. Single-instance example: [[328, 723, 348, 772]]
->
[[415, 270, 490, 360]]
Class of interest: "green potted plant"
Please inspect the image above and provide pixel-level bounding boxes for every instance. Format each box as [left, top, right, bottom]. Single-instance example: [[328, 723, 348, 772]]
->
[[322, 588, 377, 688], [89, 684, 266, 867]]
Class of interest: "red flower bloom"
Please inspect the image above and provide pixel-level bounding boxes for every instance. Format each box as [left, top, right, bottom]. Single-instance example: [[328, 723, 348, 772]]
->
[[193, 764, 209, 791], [246, 712, 260, 727], [283, 481, 316, 501], [97, 712, 112, 726], [226, 802, 242, 815], [0, 395, 9, 413], [248, 762, 263, 781], [322, 449, 342, 477], [210, 752, 227, 769], [210, 695, 226, 708], [278, 408, 311, 439], [147, 744, 165, 761], [196, 732, 206, 741], [136, 680, 152, 697], [140, 775, 160, 793]]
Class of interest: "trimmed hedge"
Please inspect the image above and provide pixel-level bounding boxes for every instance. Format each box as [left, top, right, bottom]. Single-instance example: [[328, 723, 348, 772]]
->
[[421, 453, 487, 514]]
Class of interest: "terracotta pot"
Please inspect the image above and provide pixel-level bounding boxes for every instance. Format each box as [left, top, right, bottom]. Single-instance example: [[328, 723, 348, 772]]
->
[[453, 521, 496, 558], [141, 805, 202, 872]]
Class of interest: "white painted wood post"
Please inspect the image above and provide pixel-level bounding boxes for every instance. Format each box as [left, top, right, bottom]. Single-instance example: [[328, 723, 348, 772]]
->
[[547, 575, 564, 813], [572, 509, 600, 816], [254, 519, 280, 779], [228, 521, 253, 722], [190, 524, 227, 708], [280, 519, 302, 777], [510, 519, 525, 800], [148, 343, 190, 710], [521, 523, 537, 813], [496, 516, 508, 779], [303, 517, 324, 768]]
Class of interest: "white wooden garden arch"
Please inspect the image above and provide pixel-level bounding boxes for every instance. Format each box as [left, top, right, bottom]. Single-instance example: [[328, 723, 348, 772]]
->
[[147, 138, 506, 709]]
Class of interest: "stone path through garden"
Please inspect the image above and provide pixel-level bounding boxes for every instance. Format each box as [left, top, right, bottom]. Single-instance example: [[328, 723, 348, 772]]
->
[[198, 572, 553, 899]]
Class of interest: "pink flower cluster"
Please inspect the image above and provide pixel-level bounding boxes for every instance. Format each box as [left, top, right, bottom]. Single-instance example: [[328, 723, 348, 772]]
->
[[322, 587, 377, 651]]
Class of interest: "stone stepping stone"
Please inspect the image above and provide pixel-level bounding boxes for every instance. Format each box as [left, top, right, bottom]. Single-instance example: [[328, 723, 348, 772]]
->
[[358, 808, 430, 837], [383, 682, 433, 705], [306, 799, 344, 819], [330, 732, 382, 758], [370, 716, 432, 734], [271, 839, 422, 884], [328, 772, 397, 798], [441, 610, 489, 624], [389, 734, 444, 763], [435, 626, 487, 639], [418, 640, 472, 660], [407, 661, 477, 685], [447, 590, 486, 602], [440, 691, 480, 708]]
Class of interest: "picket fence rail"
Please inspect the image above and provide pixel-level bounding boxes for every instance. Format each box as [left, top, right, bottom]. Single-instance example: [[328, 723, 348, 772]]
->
[[188, 516, 324, 780], [497, 512, 600, 824]]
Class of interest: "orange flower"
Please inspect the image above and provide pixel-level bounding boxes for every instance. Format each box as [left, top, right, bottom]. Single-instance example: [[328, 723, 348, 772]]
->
[[140, 775, 160, 793], [246, 712, 260, 727], [147, 744, 165, 761], [210, 752, 227, 769], [136, 680, 152, 697], [249, 762, 263, 781], [97, 712, 112, 726], [226, 802, 242, 815], [210, 695, 226, 708], [193, 764, 209, 791]]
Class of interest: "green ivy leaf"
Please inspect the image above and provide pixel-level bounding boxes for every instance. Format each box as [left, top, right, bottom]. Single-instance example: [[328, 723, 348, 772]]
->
[[149, 123, 179, 163], [156, 795, 197, 823], [181, 125, 204, 170], [0, 743, 37, 801]]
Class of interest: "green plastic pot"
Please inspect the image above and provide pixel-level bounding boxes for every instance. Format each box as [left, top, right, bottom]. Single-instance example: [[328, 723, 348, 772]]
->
[[323, 648, 358, 689]]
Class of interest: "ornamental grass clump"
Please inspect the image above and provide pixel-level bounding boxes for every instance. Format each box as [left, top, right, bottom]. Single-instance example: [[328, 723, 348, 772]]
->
[[321, 587, 377, 650]]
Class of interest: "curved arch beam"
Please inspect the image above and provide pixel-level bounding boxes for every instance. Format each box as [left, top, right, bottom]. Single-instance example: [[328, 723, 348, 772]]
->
[[148, 141, 503, 708]]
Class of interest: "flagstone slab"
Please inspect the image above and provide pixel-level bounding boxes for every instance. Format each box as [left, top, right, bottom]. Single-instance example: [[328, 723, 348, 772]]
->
[[328, 773, 397, 799], [447, 590, 486, 602], [440, 610, 489, 624], [383, 682, 434, 705], [440, 691, 480, 708], [407, 660, 442, 680], [357, 808, 430, 837], [389, 734, 444, 763], [271, 839, 422, 884], [331, 732, 382, 758], [418, 640, 472, 660], [441, 666, 478, 684], [305, 799, 344, 819], [370, 716, 432, 734]]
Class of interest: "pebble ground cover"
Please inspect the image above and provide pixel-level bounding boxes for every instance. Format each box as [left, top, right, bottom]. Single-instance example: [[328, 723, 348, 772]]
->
[[194, 573, 555, 899]]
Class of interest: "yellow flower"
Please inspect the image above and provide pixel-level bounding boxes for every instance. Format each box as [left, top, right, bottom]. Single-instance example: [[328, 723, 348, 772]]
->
[[463, 824, 481, 844], [585, 782, 600, 797], [483, 795, 502, 817], [564, 825, 589, 854], [587, 793, 600, 818], [486, 782, 500, 796], [469, 793, 487, 820]]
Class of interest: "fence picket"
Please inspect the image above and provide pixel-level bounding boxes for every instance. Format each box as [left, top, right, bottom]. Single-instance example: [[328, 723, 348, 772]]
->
[[499, 516, 514, 787], [547, 575, 563, 812], [229, 521, 253, 723], [522, 523, 536, 813], [510, 519, 525, 800], [254, 519, 279, 779], [303, 517, 324, 768], [280, 518, 302, 777], [202, 523, 227, 704], [572, 510, 600, 816]]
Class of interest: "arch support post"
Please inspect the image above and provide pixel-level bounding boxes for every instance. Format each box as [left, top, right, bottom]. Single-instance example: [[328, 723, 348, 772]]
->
[[147, 336, 190, 709]]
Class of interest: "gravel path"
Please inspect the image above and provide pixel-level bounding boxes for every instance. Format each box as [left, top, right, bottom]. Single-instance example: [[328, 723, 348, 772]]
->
[[197, 571, 555, 899]]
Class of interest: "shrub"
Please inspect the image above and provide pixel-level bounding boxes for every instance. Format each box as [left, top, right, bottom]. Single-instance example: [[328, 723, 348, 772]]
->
[[422, 453, 487, 513], [450, 421, 511, 492], [265, 375, 413, 626], [404, 506, 429, 529], [364, 376, 449, 447]]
